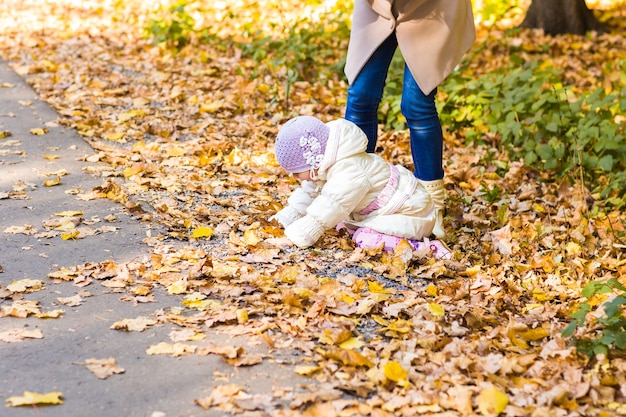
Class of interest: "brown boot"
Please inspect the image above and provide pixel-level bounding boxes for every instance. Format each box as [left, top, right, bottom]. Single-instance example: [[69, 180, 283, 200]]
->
[[419, 179, 446, 239]]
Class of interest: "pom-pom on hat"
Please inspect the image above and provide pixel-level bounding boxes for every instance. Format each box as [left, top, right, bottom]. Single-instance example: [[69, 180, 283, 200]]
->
[[275, 116, 330, 173]]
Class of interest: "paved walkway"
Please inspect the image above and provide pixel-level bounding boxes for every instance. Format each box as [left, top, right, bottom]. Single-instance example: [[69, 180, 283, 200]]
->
[[0, 59, 299, 417]]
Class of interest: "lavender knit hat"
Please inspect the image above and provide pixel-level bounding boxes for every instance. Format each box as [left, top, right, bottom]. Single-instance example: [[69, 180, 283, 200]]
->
[[275, 116, 330, 173]]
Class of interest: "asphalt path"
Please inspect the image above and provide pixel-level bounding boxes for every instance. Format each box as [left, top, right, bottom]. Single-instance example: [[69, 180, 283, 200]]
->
[[0, 59, 302, 417]]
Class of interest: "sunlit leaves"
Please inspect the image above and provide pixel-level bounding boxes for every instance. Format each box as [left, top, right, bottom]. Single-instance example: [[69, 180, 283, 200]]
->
[[1, 0, 625, 415]]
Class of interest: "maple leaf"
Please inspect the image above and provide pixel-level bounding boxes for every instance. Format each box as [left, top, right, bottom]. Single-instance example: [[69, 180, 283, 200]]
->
[[489, 224, 514, 256], [6, 279, 43, 293], [110, 317, 158, 332], [83, 358, 125, 379], [0, 328, 44, 343], [6, 391, 63, 407]]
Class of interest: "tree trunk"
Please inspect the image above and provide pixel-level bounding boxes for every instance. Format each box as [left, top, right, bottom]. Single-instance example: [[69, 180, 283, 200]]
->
[[520, 0, 608, 35]]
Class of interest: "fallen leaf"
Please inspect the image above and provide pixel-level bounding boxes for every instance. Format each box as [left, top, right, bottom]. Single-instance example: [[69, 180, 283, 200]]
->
[[6, 391, 63, 407], [477, 386, 508, 416], [0, 328, 44, 343], [83, 357, 125, 379], [110, 317, 158, 332]]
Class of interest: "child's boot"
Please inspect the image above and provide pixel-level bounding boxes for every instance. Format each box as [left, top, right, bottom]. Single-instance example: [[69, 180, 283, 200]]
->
[[419, 179, 446, 239]]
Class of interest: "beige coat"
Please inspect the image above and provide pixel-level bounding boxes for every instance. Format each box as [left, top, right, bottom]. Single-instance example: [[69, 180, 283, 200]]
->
[[345, 0, 476, 95]]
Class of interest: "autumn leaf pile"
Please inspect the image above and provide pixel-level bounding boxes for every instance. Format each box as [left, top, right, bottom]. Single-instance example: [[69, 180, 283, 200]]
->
[[1, 0, 626, 415]]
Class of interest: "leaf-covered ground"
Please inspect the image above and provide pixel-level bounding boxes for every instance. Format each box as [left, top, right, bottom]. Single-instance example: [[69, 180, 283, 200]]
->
[[1, 0, 626, 415]]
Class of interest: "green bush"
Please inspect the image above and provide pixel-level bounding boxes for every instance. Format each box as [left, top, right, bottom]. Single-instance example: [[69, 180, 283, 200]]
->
[[145, 0, 196, 49], [562, 278, 626, 359], [437, 56, 626, 203]]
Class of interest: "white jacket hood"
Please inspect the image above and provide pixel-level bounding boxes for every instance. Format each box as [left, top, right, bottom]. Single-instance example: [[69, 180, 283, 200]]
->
[[317, 119, 367, 180]]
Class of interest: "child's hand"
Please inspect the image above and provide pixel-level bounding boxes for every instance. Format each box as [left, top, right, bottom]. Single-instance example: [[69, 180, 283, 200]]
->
[[265, 237, 295, 249], [269, 206, 301, 228]]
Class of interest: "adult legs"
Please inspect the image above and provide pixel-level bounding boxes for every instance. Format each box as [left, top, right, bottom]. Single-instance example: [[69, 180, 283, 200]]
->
[[400, 66, 444, 181], [401, 66, 446, 238], [345, 34, 398, 153]]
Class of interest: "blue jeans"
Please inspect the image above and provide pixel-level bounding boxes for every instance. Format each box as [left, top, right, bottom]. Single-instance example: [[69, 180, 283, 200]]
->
[[345, 34, 444, 181]]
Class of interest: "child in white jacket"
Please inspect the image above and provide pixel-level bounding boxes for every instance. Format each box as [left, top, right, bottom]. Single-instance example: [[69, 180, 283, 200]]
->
[[271, 115, 451, 259]]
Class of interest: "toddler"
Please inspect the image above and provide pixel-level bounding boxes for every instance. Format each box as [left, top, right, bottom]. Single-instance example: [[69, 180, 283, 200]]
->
[[271, 115, 451, 259]]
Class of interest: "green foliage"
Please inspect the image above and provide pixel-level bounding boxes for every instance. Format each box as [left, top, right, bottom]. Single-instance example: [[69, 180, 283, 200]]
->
[[438, 56, 626, 204], [479, 181, 502, 203], [238, 12, 350, 82], [563, 278, 626, 358], [474, 0, 526, 29], [145, 0, 196, 49], [236, 7, 351, 108]]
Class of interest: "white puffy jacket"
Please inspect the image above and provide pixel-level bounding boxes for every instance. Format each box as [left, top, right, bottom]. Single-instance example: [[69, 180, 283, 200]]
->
[[274, 119, 436, 248]]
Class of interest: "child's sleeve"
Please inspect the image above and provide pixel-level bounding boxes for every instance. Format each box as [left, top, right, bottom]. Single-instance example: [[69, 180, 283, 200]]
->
[[270, 180, 319, 228], [285, 164, 370, 248]]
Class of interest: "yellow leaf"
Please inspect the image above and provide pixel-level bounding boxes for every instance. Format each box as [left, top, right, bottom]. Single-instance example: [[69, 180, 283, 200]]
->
[[131, 286, 151, 296], [37, 309, 64, 318], [340, 292, 355, 304], [191, 226, 214, 239], [339, 337, 366, 350], [426, 284, 438, 297], [384, 361, 408, 382], [6, 391, 63, 407], [384, 318, 412, 335], [293, 287, 316, 300], [104, 131, 125, 141], [122, 164, 145, 178], [200, 100, 223, 113], [368, 280, 389, 294], [211, 260, 240, 279], [167, 147, 185, 157], [324, 347, 373, 368], [566, 241, 581, 255], [42, 154, 59, 160], [118, 109, 145, 122], [168, 279, 188, 295], [189, 332, 206, 341], [54, 211, 84, 217], [277, 265, 299, 284], [236, 309, 248, 324], [61, 231, 80, 240], [372, 314, 388, 326], [243, 226, 261, 246], [464, 265, 482, 277], [533, 204, 545, 213], [478, 386, 508, 416], [518, 326, 550, 341], [294, 365, 321, 376], [508, 328, 529, 349], [428, 302, 445, 318], [30, 128, 48, 136], [182, 298, 219, 311], [225, 147, 245, 165], [43, 177, 61, 187], [532, 288, 553, 302]]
